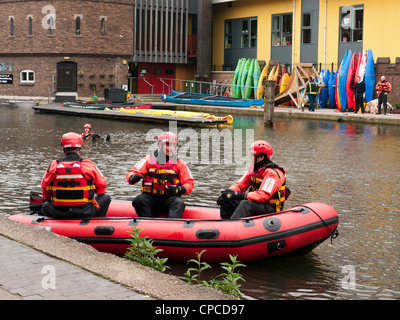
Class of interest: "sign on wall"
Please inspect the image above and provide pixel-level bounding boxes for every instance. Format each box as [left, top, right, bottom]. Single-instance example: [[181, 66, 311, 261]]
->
[[0, 74, 13, 84], [0, 63, 13, 73]]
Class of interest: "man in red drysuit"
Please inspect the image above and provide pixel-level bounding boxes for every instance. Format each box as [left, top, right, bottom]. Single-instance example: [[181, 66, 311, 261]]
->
[[41, 132, 111, 218], [217, 140, 290, 219], [126, 131, 194, 218]]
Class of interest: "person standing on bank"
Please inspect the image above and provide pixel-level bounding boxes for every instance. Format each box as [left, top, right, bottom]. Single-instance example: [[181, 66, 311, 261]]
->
[[354, 76, 366, 114], [126, 132, 194, 218], [41, 132, 111, 218], [375, 75, 392, 115], [217, 140, 290, 219], [306, 76, 318, 112]]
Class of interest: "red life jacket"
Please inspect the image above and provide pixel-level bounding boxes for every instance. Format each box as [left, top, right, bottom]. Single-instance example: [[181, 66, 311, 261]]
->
[[376, 81, 391, 94], [141, 153, 181, 195], [47, 159, 96, 206], [81, 132, 94, 139], [249, 165, 290, 212]]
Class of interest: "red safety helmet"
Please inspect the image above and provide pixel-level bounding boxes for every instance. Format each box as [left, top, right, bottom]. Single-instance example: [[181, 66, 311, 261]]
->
[[249, 140, 273, 158], [84, 123, 92, 129], [157, 131, 178, 146], [61, 132, 83, 149]]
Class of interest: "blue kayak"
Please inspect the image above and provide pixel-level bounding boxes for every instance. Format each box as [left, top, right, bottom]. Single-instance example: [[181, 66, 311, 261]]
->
[[162, 90, 265, 107]]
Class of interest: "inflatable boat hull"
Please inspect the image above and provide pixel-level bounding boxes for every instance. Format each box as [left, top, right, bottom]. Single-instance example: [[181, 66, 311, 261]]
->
[[10, 198, 339, 262]]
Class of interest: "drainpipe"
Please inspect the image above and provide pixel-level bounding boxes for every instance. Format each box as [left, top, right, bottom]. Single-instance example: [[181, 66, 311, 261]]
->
[[323, 0, 327, 71], [292, 0, 295, 69]]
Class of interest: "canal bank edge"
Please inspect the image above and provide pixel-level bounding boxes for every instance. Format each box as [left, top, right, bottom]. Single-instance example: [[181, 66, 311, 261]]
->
[[172, 103, 400, 126], [0, 215, 234, 300]]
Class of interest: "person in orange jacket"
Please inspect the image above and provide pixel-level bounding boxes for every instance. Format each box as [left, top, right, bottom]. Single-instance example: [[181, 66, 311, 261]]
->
[[375, 75, 392, 115], [217, 140, 290, 219], [41, 132, 111, 218], [81, 123, 94, 140], [81, 123, 109, 141], [126, 131, 194, 218]]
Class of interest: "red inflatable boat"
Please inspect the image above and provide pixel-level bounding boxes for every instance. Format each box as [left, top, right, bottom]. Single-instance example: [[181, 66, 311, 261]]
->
[[9, 190, 339, 263]]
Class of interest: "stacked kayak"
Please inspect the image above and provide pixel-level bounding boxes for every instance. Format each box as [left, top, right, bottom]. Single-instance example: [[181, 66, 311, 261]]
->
[[10, 189, 339, 263], [232, 58, 261, 99], [334, 48, 375, 111]]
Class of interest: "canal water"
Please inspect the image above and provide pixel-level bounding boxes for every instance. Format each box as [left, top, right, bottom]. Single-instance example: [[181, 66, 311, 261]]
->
[[1, 104, 399, 300]]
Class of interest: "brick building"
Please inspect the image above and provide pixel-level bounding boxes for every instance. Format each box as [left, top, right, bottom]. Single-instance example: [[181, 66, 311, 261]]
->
[[0, 0, 134, 100], [0, 0, 211, 101]]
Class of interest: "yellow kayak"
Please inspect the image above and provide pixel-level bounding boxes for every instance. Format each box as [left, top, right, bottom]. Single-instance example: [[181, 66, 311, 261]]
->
[[106, 107, 233, 124]]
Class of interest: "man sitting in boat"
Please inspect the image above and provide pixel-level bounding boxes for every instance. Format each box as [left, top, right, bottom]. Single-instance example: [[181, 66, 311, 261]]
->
[[217, 140, 290, 219], [41, 132, 111, 218], [126, 132, 194, 218]]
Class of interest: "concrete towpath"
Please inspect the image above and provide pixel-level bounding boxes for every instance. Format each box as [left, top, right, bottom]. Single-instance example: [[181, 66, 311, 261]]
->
[[0, 215, 233, 301]]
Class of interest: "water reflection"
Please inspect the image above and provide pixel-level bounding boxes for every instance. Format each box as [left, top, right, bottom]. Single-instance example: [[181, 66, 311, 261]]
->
[[1, 104, 399, 299]]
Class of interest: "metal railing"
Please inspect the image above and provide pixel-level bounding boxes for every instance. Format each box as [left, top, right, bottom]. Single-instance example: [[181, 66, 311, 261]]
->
[[128, 77, 259, 99], [159, 78, 258, 98]]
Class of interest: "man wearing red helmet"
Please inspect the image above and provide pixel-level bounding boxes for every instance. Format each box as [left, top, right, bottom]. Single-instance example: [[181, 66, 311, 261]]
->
[[81, 123, 108, 141], [126, 131, 194, 218], [81, 123, 94, 140], [217, 140, 290, 219], [41, 132, 111, 218]]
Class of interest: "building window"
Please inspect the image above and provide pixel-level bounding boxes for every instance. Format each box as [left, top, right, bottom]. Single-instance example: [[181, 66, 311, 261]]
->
[[100, 17, 107, 36], [49, 16, 55, 35], [272, 13, 292, 46], [75, 16, 81, 36], [240, 18, 257, 48], [27, 16, 33, 36], [20, 70, 35, 84], [250, 19, 257, 47], [224, 21, 232, 49], [302, 12, 311, 44], [340, 5, 363, 43], [9, 17, 15, 37]]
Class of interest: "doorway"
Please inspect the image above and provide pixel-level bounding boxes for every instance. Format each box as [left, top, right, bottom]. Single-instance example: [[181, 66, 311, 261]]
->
[[138, 63, 175, 94], [57, 61, 77, 92]]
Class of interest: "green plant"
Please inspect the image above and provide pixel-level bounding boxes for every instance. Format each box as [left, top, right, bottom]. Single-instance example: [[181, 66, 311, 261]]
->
[[208, 255, 246, 298], [181, 250, 212, 285], [125, 227, 169, 272], [180, 250, 246, 298]]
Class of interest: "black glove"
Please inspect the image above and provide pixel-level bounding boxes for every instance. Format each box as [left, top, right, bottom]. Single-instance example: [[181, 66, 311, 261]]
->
[[216, 189, 235, 205], [166, 185, 186, 196], [230, 192, 247, 200], [129, 174, 143, 185]]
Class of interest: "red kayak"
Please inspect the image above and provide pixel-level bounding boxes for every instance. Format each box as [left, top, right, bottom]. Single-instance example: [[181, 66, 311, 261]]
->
[[9, 189, 339, 263]]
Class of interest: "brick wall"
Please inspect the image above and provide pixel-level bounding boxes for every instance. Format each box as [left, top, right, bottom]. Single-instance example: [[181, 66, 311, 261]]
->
[[0, 0, 133, 99], [375, 57, 400, 106], [0, 55, 130, 98], [0, 0, 133, 55]]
